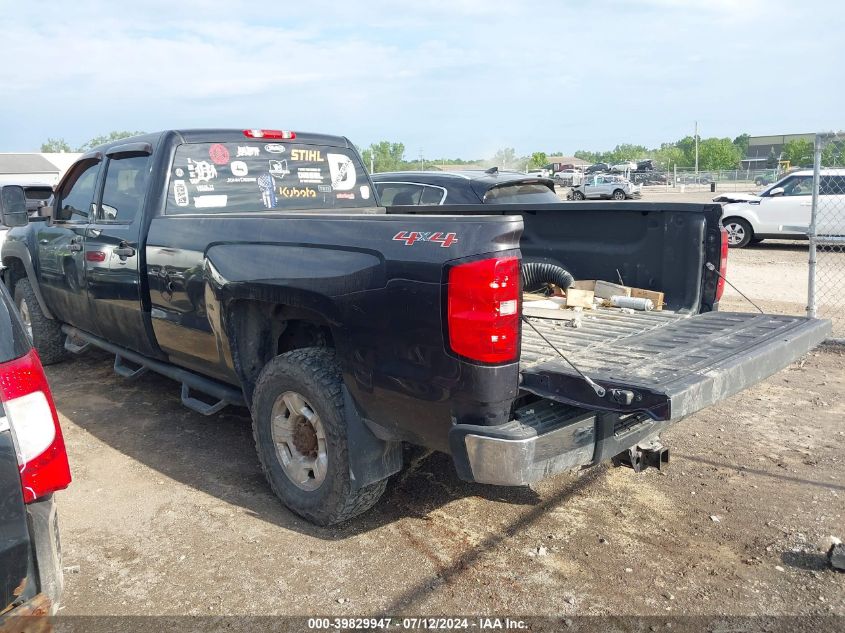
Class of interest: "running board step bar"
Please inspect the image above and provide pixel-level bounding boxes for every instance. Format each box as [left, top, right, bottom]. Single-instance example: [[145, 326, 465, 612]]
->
[[113, 354, 149, 380], [61, 325, 245, 415], [64, 334, 91, 355]]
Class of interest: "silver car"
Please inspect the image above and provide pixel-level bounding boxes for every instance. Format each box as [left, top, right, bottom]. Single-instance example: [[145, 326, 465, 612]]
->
[[570, 175, 641, 200]]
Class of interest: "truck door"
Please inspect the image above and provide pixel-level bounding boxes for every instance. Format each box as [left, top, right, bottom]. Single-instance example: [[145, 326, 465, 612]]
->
[[36, 155, 102, 332], [83, 143, 160, 357]]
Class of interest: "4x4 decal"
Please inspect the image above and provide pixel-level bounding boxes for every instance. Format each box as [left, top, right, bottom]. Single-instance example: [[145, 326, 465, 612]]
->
[[392, 231, 459, 247]]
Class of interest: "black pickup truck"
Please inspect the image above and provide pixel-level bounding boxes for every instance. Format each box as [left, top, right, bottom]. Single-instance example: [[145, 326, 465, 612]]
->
[[0, 129, 831, 526]]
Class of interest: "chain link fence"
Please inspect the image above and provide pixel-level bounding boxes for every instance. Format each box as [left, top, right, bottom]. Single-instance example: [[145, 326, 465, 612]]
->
[[808, 132, 845, 341]]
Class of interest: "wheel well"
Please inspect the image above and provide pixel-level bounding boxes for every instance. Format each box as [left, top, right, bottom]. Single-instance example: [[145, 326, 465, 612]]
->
[[722, 216, 751, 230], [227, 300, 334, 404], [2, 258, 26, 291]]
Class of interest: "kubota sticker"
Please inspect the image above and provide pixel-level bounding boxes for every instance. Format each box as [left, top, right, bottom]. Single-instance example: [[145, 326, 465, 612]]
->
[[392, 231, 459, 247]]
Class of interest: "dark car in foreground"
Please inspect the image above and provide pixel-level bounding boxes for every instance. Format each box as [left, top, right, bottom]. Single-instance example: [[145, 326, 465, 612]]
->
[[371, 168, 559, 205], [0, 243, 71, 619]]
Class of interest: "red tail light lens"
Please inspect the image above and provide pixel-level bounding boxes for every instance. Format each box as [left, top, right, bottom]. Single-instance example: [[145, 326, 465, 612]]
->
[[243, 129, 296, 140], [716, 226, 729, 301], [0, 350, 71, 503], [447, 256, 520, 364]]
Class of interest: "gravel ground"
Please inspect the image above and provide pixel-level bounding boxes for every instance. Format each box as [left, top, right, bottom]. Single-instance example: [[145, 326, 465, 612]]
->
[[49, 234, 844, 617]]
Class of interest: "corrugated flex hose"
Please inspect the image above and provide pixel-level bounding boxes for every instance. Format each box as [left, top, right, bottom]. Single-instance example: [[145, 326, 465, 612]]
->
[[521, 262, 575, 293]]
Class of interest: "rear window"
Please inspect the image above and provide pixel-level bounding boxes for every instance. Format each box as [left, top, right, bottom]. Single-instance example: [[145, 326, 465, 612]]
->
[[482, 182, 558, 204], [165, 142, 376, 214], [24, 187, 52, 201]]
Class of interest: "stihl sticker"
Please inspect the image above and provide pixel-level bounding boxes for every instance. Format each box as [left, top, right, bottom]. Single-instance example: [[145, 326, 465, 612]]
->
[[392, 231, 459, 247]]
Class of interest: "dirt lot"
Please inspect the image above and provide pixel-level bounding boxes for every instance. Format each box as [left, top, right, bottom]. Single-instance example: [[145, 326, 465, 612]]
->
[[51, 242, 844, 617]]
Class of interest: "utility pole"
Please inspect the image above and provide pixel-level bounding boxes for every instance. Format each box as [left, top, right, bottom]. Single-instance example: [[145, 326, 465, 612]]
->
[[370, 154, 374, 174], [694, 121, 699, 183], [419, 149, 424, 171]]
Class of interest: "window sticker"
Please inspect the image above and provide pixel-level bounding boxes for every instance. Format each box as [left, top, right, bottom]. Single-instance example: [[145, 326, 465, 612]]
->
[[257, 173, 277, 209], [328, 154, 356, 191], [360, 185, 370, 200], [230, 161, 249, 177], [209, 144, 230, 165], [265, 144, 286, 154], [269, 159, 290, 179], [238, 146, 259, 157], [194, 195, 228, 208], [290, 149, 324, 162], [297, 167, 323, 184], [173, 180, 189, 206], [187, 159, 217, 184]]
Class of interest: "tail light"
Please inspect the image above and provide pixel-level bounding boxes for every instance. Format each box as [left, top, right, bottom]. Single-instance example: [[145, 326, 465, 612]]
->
[[243, 129, 296, 140], [447, 256, 520, 364], [0, 350, 71, 503], [716, 226, 729, 301]]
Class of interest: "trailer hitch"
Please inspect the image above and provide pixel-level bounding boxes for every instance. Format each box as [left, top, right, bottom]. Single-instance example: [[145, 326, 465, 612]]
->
[[612, 439, 669, 473]]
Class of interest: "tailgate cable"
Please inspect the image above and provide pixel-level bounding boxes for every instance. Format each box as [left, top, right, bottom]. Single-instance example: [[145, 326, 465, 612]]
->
[[705, 263, 763, 313], [521, 315, 607, 398]]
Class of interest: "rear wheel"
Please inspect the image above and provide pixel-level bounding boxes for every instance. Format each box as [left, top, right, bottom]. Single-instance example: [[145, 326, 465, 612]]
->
[[251, 347, 387, 526], [723, 217, 753, 248], [14, 279, 67, 364], [612, 189, 626, 200]]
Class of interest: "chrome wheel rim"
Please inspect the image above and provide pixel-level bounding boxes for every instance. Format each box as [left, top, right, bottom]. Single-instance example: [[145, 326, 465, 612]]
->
[[270, 391, 328, 491], [613, 191, 625, 200], [19, 298, 33, 341], [725, 222, 745, 245]]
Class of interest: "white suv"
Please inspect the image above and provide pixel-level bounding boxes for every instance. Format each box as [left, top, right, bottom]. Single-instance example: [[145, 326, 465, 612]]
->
[[719, 169, 845, 247]]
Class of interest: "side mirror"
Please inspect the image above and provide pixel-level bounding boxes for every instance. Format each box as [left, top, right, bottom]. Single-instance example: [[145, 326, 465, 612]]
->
[[0, 185, 29, 227], [768, 187, 785, 197]]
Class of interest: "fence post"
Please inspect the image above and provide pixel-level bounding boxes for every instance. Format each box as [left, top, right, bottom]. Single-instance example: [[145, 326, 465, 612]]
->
[[806, 134, 822, 318]]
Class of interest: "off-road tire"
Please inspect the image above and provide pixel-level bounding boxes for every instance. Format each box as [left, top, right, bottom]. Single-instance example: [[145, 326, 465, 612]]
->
[[14, 279, 67, 365], [251, 347, 387, 526]]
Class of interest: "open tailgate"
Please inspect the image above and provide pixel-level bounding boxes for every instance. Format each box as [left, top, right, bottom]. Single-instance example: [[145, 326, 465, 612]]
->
[[520, 311, 831, 421]]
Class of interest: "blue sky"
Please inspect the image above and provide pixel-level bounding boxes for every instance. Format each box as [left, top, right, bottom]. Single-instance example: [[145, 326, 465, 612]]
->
[[0, 0, 840, 158]]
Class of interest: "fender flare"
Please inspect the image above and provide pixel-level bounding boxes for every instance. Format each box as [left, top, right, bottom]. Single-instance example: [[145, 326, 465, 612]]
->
[[2, 241, 55, 320]]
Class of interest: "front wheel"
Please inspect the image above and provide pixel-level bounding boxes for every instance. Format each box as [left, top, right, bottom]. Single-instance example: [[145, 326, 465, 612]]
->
[[251, 347, 387, 526], [14, 279, 67, 364], [723, 218, 753, 248], [612, 189, 626, 200], [572, 190, 586, 200]]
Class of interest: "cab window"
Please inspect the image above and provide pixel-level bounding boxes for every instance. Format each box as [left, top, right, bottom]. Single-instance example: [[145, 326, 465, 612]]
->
[[99, 154, 151, 223], [56, 161, 100, 222]]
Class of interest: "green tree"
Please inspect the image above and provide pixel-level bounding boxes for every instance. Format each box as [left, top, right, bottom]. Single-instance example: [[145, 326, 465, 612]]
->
[[822, 140, 843, 167], [698, 137, 742, 170], [781, 139, 814, 167], [528, 151, 548, 170], [574, 150, 601, 164], [492, 147, 517, 169], [77, 130, 146, 152], [732, 133, 751, 156], [361, 141, 406, 173], [40, 137, 72, 152]]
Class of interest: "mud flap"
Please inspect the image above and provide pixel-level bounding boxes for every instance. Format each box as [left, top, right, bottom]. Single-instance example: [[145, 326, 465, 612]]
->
[[342, 387, 403, 490]]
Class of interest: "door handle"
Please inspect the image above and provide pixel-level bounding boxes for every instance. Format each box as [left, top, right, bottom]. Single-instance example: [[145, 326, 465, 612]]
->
[[114, 241, 136, 258]]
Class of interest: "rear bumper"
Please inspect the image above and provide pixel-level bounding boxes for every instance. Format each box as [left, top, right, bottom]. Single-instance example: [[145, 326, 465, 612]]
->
[[449, 400, 673, 485]]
